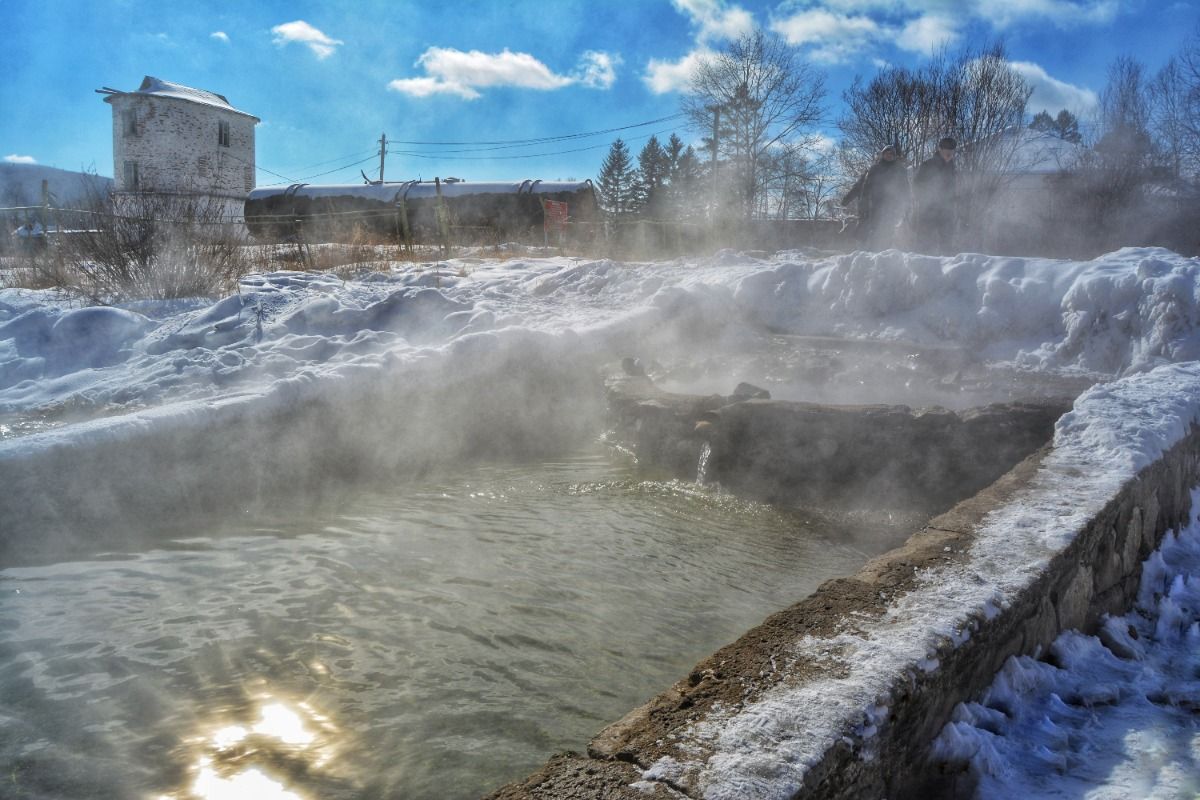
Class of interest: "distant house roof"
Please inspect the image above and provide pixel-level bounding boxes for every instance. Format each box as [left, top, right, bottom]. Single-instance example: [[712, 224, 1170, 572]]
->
[[1009, 128, 1084, 174], [98, 76, 259, 121], [963, 126, 1083, 175]]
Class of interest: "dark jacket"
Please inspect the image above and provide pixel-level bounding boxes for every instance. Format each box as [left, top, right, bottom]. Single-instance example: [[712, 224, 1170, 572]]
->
[[842, 158, 908, 226], [913, 153, 956, 219]]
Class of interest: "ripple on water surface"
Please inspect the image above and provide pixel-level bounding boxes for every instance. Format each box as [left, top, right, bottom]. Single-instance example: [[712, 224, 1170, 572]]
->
[[0, 451, 926, 799]]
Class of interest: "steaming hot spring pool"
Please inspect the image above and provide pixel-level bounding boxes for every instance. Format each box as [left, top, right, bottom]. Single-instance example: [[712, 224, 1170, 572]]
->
[[0, 445, 929, 800]]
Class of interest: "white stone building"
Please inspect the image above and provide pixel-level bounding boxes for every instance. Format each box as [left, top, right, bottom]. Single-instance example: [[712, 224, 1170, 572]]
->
[[98, 76, 259, 218]]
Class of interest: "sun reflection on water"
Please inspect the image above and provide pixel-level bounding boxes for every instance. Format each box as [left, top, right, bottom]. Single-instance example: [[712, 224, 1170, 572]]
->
[[164, 694, 338, 800], [190, 760, 305, 800]]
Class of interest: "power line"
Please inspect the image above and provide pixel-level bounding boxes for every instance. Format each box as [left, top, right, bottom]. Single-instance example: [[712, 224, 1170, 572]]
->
[[387, 127, 679, 162], [222, 149, 299, 184], [285, 148, 379, 172], [293, 154, 380, 182], [388, 113, 686, 147], [226, 147, 382, 186], [236, 112, 688, 186]]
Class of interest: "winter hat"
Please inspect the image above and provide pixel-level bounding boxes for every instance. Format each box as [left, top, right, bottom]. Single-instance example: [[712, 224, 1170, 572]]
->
[[938, 136, 957, 150]]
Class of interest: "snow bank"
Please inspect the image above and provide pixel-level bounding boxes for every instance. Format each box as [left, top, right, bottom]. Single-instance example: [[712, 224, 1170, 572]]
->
[[932, 488, 1200, 798], [2, 248, 1199, 435], [734, 247, 1200, 375]]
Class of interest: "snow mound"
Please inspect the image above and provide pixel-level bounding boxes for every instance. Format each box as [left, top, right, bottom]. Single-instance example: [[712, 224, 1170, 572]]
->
[[932, 488, 1200, 799], [1, 247, 1199, 433]]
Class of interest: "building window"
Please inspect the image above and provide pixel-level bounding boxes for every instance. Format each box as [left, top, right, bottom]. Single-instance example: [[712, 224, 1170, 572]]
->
[[218, 120, 230, 148], [244, 166, 254, 192], [123, 160, 139, 190], [123, 109, 137, 137], [197, 155, 210, 177]]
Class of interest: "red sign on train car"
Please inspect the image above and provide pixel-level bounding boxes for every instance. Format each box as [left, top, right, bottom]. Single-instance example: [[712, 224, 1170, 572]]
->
[[542, 199, 568, 233]]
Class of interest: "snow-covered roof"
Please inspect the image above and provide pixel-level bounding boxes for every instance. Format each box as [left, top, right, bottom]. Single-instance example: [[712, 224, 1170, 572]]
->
[[1010, 129, 1083, 174], [101, 76, 259, 120], [966, 126, 1083, 175]]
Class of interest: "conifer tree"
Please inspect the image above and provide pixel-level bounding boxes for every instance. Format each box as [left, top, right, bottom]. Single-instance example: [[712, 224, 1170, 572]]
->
[[636, 135, 671, 216], [597, 138, 636, 217], [664, 139, 704, 220], [1030, 109, 1082, 142]]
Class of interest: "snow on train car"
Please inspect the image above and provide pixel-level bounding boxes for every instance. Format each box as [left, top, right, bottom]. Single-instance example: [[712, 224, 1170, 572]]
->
[[244, 178, 598, 243]]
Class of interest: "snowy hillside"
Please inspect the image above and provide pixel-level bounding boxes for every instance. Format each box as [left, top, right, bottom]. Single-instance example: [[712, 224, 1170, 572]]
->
[[0, 162, 112, 207]]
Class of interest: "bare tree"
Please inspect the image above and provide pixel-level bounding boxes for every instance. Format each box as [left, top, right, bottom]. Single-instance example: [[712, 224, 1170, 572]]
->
[[1053, 56, 1161, 253], [837, 61, 947, 181], [683, 31, 826, 220], [1150, 27, 1200, 178], [1097, 56, 1153, 159], [838, 42, 1031, 244], [1151, 58, 1191, 178], [949, 44, 1035, 229]]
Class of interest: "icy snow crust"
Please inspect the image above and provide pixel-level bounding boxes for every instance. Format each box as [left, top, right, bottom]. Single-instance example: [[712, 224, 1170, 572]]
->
[[1, 246, 1199, 438], [640, 361, 1200, 798], [932, 490, 1200, 798]]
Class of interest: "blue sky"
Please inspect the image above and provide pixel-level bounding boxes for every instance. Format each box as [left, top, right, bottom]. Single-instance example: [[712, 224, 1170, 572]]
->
[[2, 0, 1197, 186]]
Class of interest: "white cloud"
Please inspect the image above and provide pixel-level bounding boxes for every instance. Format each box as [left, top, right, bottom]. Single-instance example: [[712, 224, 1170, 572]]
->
[[805, 0, 1119, 25], [271, 20, 343, 59], [672, 0, 756, 42], [643, 1, 752, 93], [211, 31, 230, 44], [575, 50, 621, 89], [767, 1, 1121, 62], [896, 14, 960, 54], [388, 75, 479, 100], [1010, 60, 1099, 116], [809, 133, 840, 154], [972, 0, 1119, 29], [770, 9, 882, 63], [388, 47, 619, 100], [4, 154, 36, 165], [643, 48, 712, 94]]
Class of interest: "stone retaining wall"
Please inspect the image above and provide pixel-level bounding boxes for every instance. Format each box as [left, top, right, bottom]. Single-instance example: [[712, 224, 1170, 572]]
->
[[605, 369, 1069, 512]]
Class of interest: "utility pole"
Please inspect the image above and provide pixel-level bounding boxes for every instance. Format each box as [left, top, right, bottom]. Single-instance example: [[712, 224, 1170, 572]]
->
[[378, 133, 387, 183], [706, 105, 721, 220]]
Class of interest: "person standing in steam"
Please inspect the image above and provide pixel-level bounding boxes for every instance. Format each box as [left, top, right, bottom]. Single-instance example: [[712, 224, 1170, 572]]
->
[[840, 144, 908, 250], [912, 136, 958, 254]]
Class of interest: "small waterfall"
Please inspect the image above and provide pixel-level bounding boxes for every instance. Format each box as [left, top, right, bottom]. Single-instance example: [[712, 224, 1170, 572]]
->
[[696, 441, 712, 485]]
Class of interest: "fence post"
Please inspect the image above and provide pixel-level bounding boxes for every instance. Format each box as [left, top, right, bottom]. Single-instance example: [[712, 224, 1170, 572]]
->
[[434, 177, 451, 257], [397, 193, 412, 252]]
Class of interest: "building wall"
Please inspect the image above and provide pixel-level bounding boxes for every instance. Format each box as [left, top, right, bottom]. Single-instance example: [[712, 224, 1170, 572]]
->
[[108, 94, 255, 199]]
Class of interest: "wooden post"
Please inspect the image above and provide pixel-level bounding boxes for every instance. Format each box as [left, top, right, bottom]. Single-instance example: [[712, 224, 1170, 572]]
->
[[434, 177, 451, 256], [378, 133, 387, 183], [707, 105, 720, 223], [397, 192, 412, 252], [541, 197, 548, 248]]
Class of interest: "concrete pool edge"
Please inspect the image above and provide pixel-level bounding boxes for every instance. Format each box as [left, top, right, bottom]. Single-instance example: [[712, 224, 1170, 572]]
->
[[488, 363, 1200, 799]]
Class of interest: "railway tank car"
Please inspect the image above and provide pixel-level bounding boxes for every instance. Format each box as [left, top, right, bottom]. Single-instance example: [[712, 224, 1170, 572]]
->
[[243, 178, 598, 244]]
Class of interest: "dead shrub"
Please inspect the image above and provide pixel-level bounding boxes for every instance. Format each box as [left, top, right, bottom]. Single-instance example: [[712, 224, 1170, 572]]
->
[[46, 191, 252, 302]]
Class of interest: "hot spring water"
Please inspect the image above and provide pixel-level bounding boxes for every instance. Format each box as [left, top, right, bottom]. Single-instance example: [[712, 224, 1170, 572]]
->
[[0, 449, 926, 799]]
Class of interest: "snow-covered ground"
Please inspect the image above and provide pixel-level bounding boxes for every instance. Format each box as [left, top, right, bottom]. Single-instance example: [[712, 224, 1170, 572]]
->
[[933, 489, 1200, 798], [2, 246, 1198, 437], [4, 244, 1200, 797]]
